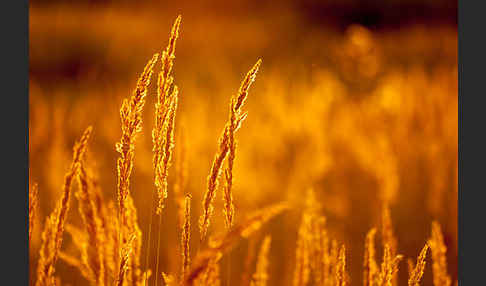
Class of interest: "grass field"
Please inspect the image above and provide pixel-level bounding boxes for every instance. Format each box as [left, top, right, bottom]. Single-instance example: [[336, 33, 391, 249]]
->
[[29, 3, 457, 286]]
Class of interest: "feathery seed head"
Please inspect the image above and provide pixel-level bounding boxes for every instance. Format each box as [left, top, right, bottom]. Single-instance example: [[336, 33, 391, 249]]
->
[[200, 59, 263, 242], [408, 243, 429, 286], [429, 221, 451, 286]]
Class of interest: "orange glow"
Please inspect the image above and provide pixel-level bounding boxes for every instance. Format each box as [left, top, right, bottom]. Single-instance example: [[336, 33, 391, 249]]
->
[[29, 2, 457, 285]]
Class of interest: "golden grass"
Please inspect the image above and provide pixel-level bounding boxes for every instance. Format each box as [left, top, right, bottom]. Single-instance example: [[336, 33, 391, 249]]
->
[[73, 164, 105, 285], [181, 194, 192, 282], [115, 48, 159, 285], [293, 213, 311, 286], [185, 203, 288, 285], [29, 12, 457, 286], [116, 53, 159, 222], [363, 228, 378, 286], [429, 221, 452, 286], [29, 182, 39, 246], [115, 54, 160, 286], [117, 234, 136, 286], [408, 243, 429, 286], [153, 15, 181, 215], [199, 59, 261, 242], [381, 205, 398, 261], [149, 16, 182, 286], [376, 244, 403, 286], [335, 245, 347, 286], [381, 204, 399, 286], [250, 235, 272, 286], [174, 124, 188, 228], [115, 49, 160, 286], [36, 126, 92, 286]]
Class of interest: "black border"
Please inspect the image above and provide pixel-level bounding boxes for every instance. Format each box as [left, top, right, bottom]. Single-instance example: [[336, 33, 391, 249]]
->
[[458, 0, 486, 285], [2, 0, 29, 283]]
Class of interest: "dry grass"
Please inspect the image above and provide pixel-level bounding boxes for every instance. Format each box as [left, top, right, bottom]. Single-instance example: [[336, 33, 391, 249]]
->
[[116, 51, 159, 286], [250, 235, 272, 286], [429, 222, 452, 286], [408, 244, 429, 286], [29, 8, 457, 286], [29, 182, 39, 246], [184, 203, 288, 286], [35, 126, 92, 286], [199, 59, 261, 242], [181, 194, 192, 282], [363, 228, 378, 286]]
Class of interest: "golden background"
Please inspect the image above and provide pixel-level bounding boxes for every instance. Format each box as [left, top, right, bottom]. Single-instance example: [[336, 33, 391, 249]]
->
[[29, 1, 457, 285]]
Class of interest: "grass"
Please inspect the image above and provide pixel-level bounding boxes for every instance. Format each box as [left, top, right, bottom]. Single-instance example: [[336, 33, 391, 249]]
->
[[29, 13, 457, 286]]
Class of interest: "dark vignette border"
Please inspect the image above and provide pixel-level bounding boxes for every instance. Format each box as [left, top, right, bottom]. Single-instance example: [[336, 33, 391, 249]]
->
[[1, 0, 29, 283], [458, 0, 486, 285]]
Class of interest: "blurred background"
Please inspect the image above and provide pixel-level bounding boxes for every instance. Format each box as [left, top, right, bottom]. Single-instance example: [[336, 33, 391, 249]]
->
[[29, 0, 457, 285]]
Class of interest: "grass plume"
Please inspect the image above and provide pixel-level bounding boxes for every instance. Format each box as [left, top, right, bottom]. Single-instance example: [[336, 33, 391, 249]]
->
[[364, 228, 378, 286], [116, 234, 136, 286], [335, 245, 347, 286], [29, 182, 39, 246], [116, 52, 158, 286], [250, 236, 272, 286], [429, 221, 451, 286], [152, 15, 181, 215], [293, 213, 311, 286], [376, 244, 403, 286], [74, 163, 106, 285], [36, 126, 93, 286], [186, 203, 287, 286], [181, 194, 192, 282], [199, 59, 262, 242], [116, 53, 159, 223], [407, 243, 429, 286]]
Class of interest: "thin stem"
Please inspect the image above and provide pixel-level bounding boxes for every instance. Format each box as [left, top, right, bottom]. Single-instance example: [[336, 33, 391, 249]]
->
[[143, 190, 157, 285], [154, 212, 163, 286]]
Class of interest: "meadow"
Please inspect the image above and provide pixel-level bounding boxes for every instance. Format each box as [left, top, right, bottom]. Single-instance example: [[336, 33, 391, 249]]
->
[[29, 4, 457, 286]]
